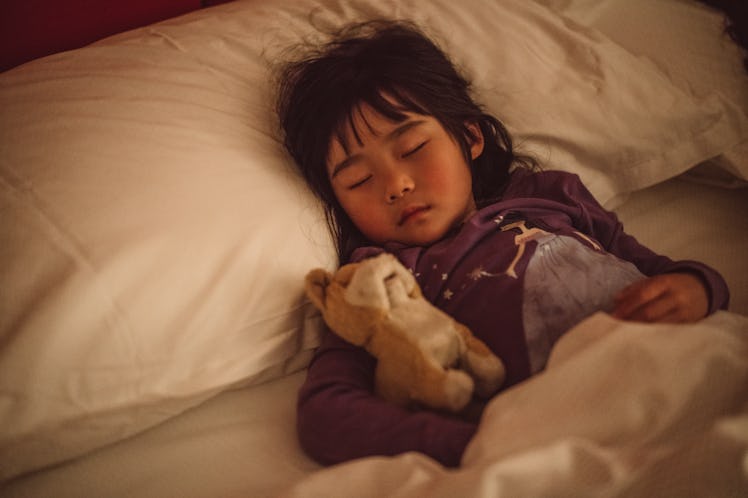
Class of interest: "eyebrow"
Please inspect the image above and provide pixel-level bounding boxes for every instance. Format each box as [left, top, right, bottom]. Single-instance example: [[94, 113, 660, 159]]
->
[[329, 119, 426, 179]]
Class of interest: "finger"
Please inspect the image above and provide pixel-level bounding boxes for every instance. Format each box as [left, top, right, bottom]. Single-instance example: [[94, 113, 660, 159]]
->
[[613, 280, 668, 319], [614, 280, 683, 321], [614, 278, 650, 302], [654, 308, 691, 324], [614, 277, 665, 305], [625, 296, 679, 323]]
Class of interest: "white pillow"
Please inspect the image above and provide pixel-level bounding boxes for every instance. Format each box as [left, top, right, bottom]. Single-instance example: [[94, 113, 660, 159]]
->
[[0, 7, 340, 479], [1, 0, 746, 480], [535, 0, 748, 184]]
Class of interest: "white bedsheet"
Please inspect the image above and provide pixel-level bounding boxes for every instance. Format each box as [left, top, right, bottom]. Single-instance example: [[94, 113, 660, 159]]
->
[[0, 371, 319, 498], [6, 310, 745, 498], [3, 176, 746, 498], [281, 311, 748, 497]]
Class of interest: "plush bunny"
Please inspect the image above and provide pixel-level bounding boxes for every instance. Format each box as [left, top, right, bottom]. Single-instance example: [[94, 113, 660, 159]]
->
[[305, 253, 505, 412]]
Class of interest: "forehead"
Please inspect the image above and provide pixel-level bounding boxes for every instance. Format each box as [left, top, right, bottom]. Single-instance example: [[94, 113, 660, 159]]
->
[[329, 90, 427, 152], [327, 104, 429, 167], [341, 103, 404, 144]]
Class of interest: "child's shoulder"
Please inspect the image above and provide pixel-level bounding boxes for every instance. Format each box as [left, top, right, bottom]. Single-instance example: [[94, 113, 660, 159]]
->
[[505, 167, 585, 197]]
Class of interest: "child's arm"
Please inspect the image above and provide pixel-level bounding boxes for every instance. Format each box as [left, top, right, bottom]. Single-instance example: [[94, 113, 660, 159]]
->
[[538, 171, 729, 320], [611, 272, 709, 322], [297, 330, 478, 467]]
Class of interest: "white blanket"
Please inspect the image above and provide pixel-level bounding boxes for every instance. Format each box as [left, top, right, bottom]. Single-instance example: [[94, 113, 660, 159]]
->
[[281, 312, 748, 497]]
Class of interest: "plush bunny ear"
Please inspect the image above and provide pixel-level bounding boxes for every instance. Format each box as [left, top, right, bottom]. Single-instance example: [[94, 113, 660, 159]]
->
[[305, 269, 332, 311]]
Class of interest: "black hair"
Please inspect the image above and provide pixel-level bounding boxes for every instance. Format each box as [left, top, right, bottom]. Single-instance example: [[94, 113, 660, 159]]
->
[[276, 20, 536, 262]]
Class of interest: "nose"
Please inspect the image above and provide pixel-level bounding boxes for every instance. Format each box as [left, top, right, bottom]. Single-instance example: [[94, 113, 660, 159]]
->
[[385, 168, 414, 203]]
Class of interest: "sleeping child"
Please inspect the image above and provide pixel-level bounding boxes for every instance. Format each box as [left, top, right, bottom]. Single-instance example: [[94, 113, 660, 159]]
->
[[275, 20, 729, 467]]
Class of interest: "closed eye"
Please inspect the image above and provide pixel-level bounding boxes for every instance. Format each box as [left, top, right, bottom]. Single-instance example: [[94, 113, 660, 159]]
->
[[403, 141, 428, 158], [347, 174, 372, 190]]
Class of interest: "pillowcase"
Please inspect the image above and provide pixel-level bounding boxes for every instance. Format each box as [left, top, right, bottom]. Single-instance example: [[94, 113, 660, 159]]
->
[[535, 0, 748, 184], [1, 0, 746, 480]]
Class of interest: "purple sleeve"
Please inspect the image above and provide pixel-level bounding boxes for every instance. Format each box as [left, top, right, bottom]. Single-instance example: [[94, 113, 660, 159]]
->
[[548, 172, 729, 313], [297, 330, 478, 467]]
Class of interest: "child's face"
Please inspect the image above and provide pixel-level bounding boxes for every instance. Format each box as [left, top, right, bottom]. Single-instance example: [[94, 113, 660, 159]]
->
[[326, 103, 483, 247]]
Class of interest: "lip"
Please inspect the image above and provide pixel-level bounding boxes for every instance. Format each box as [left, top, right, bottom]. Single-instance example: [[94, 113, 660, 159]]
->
[[398, 205, 430, 226]]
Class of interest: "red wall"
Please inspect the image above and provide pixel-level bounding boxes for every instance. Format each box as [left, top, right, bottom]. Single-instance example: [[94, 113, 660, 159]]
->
[[0, 0, 225, 72]]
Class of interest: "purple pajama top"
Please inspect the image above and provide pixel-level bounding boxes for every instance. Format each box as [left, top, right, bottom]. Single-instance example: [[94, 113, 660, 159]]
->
[[296, 169, 729, 468]]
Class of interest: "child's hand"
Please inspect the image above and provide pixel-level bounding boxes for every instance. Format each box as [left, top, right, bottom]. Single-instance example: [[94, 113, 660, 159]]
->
[[611, 273, 709, 323]]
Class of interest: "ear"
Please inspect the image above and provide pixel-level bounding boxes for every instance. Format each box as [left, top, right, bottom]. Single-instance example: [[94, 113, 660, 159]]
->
[[466, 121, 485, 160], [305, 268, 332, 311]]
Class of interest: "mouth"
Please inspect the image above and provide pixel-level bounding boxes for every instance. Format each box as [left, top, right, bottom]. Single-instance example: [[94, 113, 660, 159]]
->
[[398, 205, 430, 226]]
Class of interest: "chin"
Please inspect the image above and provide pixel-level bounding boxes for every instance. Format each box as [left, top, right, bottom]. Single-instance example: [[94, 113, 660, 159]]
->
[[403, 229, 452, 247]]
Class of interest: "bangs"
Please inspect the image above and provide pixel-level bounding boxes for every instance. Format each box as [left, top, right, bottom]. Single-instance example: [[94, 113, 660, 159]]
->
[[332, 88, 428, 155]]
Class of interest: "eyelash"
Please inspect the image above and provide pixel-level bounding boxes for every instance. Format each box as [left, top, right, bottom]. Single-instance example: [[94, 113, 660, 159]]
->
[[348, 175, 372, 190], [346, 141, 428, 190], [403, 141, 427, 158]]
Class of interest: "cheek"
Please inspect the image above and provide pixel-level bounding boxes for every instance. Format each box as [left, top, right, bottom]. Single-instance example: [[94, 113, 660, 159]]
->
[[423, 155, 472, 195], [337, 193, 387, 234]]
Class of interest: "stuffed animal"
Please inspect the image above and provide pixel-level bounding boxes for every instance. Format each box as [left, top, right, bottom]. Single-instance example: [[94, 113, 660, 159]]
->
[[305, 253, 506, 413]]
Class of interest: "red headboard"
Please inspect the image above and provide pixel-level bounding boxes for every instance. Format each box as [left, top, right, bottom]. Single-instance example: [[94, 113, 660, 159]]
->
[[0, 0, 232, 72]]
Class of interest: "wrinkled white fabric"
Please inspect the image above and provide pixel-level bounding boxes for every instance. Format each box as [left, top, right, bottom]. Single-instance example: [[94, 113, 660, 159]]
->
[[282, 312, 748, 498]]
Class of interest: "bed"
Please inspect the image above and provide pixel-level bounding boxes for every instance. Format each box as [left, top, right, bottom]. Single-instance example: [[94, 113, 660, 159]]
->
[[1, 0, 747, 496]]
